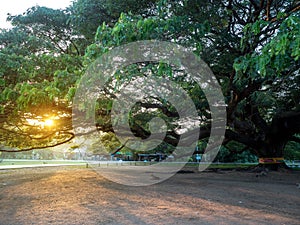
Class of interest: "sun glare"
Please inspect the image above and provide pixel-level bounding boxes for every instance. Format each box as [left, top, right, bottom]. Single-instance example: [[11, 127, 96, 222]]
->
[[44, 119, 54, 127], [27, 117, 55, 128]]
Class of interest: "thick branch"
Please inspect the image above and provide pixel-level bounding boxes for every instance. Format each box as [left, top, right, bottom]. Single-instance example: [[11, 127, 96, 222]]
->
[[111, 140, 129, 155], [266, 0, 272, 21], [251, 106, 269, 133], [225, 129, 259, 151], [0, 132, 74, 153]]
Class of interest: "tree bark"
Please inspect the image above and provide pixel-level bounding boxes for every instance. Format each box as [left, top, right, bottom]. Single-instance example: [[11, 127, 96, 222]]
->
[[255, 111, 300, 170]]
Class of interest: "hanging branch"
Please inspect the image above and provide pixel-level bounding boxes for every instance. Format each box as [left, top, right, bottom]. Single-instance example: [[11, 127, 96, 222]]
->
[[0, 132, 75, 153]]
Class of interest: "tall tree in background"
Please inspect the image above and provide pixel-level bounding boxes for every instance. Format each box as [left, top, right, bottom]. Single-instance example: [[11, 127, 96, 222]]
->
[[7, 6, 89, 56]]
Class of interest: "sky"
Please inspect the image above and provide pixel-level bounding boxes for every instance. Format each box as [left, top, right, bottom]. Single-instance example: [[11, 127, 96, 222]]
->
[[0, 0, 73, 29]]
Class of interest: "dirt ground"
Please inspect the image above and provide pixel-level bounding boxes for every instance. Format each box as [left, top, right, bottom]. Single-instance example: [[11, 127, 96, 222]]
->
[[0, 166, 299, 225]]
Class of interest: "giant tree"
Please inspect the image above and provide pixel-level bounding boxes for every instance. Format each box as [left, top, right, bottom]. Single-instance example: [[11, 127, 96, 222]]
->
[[1, 0, 299, 167], [80, 0, 300, 163]]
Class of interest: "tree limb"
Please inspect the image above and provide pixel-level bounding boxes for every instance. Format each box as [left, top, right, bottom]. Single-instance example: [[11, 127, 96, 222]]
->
[[0, 132, 74, 152], [225, 129, 259, 150]]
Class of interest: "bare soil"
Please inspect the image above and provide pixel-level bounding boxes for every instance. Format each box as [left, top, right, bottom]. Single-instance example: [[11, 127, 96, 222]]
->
[[0, 166, 299, 225]]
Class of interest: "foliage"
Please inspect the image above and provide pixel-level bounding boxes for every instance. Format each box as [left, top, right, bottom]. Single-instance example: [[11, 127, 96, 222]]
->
[[216, 142, 258, 163], [284, 136, 300, 160], [0, 0, 299, 162], [7, 6, 85, 55], [0, 7, 83, 150], [69, 0, 159, 42]]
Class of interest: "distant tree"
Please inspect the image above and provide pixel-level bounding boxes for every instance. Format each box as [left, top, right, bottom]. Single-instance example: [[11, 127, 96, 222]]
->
[[7, 6, 85, 55]]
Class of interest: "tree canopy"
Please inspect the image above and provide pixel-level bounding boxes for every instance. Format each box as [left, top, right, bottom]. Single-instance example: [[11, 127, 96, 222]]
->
[[0, 0, 299, 162]]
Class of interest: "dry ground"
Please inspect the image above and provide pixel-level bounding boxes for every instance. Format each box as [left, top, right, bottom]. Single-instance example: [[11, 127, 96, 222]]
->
[[0, 166, 299, 225]]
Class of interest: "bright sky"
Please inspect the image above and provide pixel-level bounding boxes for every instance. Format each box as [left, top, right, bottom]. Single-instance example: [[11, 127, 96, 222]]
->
[[0, 0, 73, 29]]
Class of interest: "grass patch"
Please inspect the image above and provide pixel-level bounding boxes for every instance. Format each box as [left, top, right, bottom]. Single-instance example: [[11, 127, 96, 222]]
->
[[90, 161, 258, 170], [0, 160, 86, 166]]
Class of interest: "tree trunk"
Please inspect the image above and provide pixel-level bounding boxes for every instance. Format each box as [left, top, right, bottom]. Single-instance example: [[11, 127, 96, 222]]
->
[[256, 111, 300, 170]]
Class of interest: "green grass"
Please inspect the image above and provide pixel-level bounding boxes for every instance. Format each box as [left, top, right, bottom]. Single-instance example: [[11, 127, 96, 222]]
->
[[2, 160, 298, 171], [208, 163, 257, 169], [92, 161, 258, 169], [0, 160, 86, 166]]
